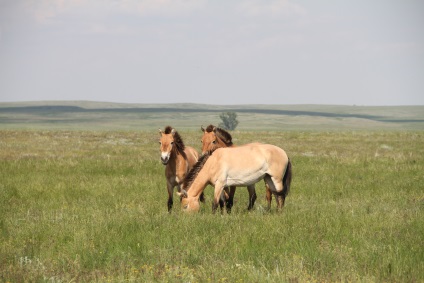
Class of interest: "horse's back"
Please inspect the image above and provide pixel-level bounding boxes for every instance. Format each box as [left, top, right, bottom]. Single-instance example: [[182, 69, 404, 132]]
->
[[213, 143, 288, 171], [258, 143, 288, 160]]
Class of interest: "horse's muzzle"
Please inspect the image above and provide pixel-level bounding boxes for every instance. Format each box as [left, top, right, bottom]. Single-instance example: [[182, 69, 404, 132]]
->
[[160, 152, 170, 165], [161, 156, 169, 165]]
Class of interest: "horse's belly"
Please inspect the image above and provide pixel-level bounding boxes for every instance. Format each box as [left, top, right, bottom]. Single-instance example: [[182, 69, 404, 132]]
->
[[225, 171, 265, 186]]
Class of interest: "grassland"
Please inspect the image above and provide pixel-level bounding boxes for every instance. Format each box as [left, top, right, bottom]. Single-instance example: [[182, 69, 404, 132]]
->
[[1, 128, 423, 282]]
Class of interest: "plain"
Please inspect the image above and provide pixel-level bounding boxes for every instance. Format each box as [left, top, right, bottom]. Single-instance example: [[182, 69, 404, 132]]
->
[[1, 128, 423, 282]]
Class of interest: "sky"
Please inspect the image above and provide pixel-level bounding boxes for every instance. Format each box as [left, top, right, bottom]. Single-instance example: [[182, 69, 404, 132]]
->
[[0, 0, 423, 106]]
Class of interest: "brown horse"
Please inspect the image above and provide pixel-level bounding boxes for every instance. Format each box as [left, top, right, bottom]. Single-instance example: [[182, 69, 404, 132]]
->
[[200, 125, 257, 211], [180, 143, 292, 213], [159, 126, 199, 212]]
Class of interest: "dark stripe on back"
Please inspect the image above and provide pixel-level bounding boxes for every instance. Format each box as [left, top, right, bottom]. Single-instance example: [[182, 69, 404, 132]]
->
[[183, 153, 211, 190]]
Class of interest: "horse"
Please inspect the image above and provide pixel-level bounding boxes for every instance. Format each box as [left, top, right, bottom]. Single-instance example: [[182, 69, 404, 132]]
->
[[200, 125, 257, 211], [159, 126, 200, 212], [179, 143, 292, 213]]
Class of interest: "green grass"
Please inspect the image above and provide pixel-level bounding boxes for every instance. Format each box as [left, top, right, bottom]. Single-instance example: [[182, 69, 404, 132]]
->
[[1, 130, 423, 282]]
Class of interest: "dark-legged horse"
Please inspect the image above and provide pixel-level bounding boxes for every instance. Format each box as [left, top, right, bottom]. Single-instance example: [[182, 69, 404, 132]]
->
[[159, 126, 199, 212]]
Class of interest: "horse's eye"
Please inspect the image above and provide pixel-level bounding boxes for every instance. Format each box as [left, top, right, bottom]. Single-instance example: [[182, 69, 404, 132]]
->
[[171, 141, 174, 145], [212, 140, 216, 144], [183, 205, 188, 209]]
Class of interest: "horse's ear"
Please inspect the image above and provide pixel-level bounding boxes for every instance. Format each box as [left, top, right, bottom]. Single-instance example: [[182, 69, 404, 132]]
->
[[212, 127, 217, 133], [201, 125, 205, 132], [158, 129, 163, 135], [171, 128, 176, 136], [177, 189, 188, 199]]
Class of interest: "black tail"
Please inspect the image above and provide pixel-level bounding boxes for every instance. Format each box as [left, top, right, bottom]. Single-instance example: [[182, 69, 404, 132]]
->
[[282, 159, 292, 198]]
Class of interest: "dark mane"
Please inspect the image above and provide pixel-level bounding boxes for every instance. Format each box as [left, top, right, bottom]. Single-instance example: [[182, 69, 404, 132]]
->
[[182, 153, 211, 190], [205, 124, 215, 132], [205, 124, 233, 147], [164, 125, 185, 153]]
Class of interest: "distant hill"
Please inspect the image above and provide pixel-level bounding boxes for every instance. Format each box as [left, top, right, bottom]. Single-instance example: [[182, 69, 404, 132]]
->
[[0, 101, 423, 131]]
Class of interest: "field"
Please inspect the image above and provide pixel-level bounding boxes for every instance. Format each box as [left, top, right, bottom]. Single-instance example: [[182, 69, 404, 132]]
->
[[0, 102, 423, 282]]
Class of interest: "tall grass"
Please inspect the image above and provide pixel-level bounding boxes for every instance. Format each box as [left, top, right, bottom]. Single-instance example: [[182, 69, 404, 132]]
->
[[1, 130, 423, 282]]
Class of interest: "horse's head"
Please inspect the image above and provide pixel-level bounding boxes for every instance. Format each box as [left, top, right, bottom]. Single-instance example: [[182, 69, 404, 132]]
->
[[200, 125, 220, 155], [159, 126, 177, 165], [180, 193, 200, 213]]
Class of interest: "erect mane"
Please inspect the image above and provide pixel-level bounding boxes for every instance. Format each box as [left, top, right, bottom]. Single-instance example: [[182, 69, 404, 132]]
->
[[205, 124, 233, 147], [164, 125, 185, 152], [182, 153, 211, 190]]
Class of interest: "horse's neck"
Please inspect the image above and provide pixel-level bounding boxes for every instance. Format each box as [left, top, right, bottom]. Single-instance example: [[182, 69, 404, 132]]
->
[[217, 138, 234, 149], [169, 149, 188, 173], [187, 163, 211, 198], [217, 139, 227, 148]]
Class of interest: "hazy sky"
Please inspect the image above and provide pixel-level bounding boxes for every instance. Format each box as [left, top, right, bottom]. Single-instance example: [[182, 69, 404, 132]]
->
[[1, 0, 423, 105]]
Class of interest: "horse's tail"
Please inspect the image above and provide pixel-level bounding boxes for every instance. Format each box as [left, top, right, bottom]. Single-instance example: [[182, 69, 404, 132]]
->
[[282, 159, 292, 198]]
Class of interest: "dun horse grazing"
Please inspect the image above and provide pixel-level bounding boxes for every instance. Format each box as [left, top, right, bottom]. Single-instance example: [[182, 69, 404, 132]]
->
[[180, 143, 292, 213], [200, 125, 257, 211], [159, 126, 199, 212]]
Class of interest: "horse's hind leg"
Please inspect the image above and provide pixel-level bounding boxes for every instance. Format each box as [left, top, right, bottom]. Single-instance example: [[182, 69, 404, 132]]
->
[[265, 182, 272, 210], [274, 191, 286, 211], [264, 174, 284, 211], [246, 185, 257, 210]]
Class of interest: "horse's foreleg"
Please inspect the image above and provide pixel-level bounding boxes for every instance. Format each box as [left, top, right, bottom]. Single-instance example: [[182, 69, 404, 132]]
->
[[167, 182, 174, 212], [212, 183, 225, 214], [219, 190, 226, 212], [199, 192, 205, 203], [246, 185, 257, 210], [225, 186, 236, 213]]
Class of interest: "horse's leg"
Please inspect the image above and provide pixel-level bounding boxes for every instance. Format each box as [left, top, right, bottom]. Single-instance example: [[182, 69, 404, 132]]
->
[[225, 186, 236, 213], [265, 181, 272, 211], [219, 189, 226, 212], [272, 178, 284, 211], [275, 192, 286, 210], [246, 185, 257, 210], [273, 189, 285, 211], [264, 174, 284, 211], [167, 181, 174, 212], [212, 182, 225, 214], [199, 192, 205, 203]]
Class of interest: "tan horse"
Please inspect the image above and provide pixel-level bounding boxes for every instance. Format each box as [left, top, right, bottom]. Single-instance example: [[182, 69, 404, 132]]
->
[[180, 143, 292, 213], [159, 126, 199, 212], [200, 125, 257, 211]]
